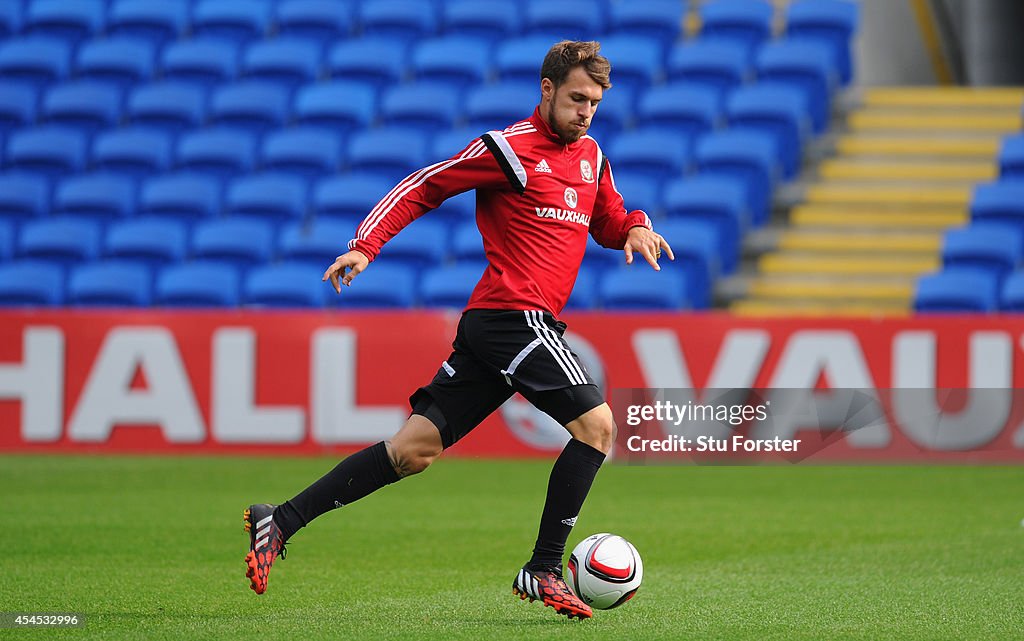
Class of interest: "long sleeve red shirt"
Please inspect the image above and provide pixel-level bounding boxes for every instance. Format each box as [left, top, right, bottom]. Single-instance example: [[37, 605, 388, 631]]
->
[[348, 107, 652, 315]]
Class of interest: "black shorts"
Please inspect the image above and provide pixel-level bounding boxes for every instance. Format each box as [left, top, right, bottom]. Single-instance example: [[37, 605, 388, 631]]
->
[[409, 309, 605, 449]]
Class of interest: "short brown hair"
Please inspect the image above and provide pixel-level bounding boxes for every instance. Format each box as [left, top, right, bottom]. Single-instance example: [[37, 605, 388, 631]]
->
[[540, 40, 612, 89]]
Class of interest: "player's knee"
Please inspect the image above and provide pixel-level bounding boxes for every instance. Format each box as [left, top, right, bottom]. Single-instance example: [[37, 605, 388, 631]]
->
[[386, 440, 441, 477], [569, 407, 615, 454]]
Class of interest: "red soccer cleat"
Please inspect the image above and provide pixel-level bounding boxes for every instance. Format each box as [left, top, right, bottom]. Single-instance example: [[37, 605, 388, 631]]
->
[[243, 504, 287, 595], [512, 564, 593, 620]]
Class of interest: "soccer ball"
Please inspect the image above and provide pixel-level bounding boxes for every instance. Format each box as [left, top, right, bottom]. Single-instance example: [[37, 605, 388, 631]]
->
[[566, 533, 643, 610]]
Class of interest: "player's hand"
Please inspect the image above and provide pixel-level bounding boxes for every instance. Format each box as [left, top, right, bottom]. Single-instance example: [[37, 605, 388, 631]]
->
[[624, 226, 674, 271], [322, 250, 369, 293]]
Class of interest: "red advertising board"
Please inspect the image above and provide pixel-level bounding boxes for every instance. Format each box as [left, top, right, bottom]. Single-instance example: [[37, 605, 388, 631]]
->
[[1, 310, 1023, 461]]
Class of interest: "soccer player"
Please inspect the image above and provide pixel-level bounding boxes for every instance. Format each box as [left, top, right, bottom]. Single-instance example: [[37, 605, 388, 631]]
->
[[243, 40, 673, 620]]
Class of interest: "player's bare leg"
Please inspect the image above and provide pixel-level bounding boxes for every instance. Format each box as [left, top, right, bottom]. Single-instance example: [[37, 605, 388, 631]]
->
[[243, 415, 442, 594]]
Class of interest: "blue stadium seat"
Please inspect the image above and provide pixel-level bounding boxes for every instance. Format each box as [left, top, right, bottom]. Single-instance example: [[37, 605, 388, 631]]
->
[[105, 218, 189, 269], [786, 0, 859, 85], [637, 83, 721, 137], [608, 0, 685, 47], [599, 267, 688, 310], [41, 81, 122, 136], [465, 83, 537, 132], [192, 0, 272, 44], [140, 173, 222, 225], [970, 181, 1024, 233], [667, 39, 751, 93], [379, 218, 448, 269], [597, 36, 664, 93], [726, 83, 810, 178], [24, 0, 104, 46], [586, 87, 635, 141], [0, 36, 70, 89], [0, 84, 37, 135], [334, 262, 417, 308], [524, 0, 604, 40], [92, 127, 172, 178], [608, 128, 691, 182], [431, 127, 481, 160], [17, 217, 102, 267], [609, 170, 663, 218], [76, 37, 156, 90], [694, 129, 778, 226], [127, 81, 206, 133], [380, 82, 461, 131], [411, 36, 491, 91], [582, 234, 619, 269], [0, 219, 12, 260], [1000, 270, 1024, 312], [496, 36, 555, 84], [420, 263, 484, 308], [192, 218, 275, 270], [108, 0, 190, 46], [68, 261, 152, 307], [359, 0, 438, 44], [160, 38, 239, 89], [0, 2, 21, 38], [53, 173, 135, 223], [0, 260, 64, 306], [176, 128, 256, 178], [347, 128, 429, 183], [942, 225, 1022, 283], [651, 218, 720, 309], [0, 172, 48, 225], [314, 172, 396, 222], [451, 220, 484, 262], [279, 218, 354, 268], [261, 126, 342, 179], [432, 189, 475, 225], [243, 262, 327, 307], [277, 0, 354, 46], [155, 261, 239, 307], [242, 38, 323, 92], [327, 38, 407, 90], [6, 126, 86, 177], [293, 81, 376, 136], [565, 265, 598, 310], [443, 0, 521, 41], [914, 269, 999, 313], [226, 173, 308, 226], [998, 134, 1024, 180], [209, 81, 290, 135], [664, 175, 748, 274], [699, 0, 774, 52], [755, 39, 838, 133]]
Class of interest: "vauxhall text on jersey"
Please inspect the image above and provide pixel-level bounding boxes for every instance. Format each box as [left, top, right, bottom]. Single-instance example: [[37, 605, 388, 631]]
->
[[348, 108, 653, 315]]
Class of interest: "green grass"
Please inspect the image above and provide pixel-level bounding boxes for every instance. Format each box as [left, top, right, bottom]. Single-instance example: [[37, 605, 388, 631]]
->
[[2, 456, 1022, 640]]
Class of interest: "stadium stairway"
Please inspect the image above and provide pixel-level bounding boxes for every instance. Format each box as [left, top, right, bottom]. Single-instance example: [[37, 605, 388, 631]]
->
[[733, 86, 1024, 316]]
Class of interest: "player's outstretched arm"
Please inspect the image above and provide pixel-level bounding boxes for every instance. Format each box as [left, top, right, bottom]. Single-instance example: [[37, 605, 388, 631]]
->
[[623, 226, 674, 271], [322, 250, 370, 293]]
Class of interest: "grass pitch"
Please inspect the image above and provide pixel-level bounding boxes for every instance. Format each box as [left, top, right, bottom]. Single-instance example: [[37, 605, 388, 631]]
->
[[2, 455, 1022, 640]]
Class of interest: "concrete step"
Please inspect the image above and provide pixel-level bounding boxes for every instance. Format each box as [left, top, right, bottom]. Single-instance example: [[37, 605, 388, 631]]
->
[[758, 254, 938, 277], [776, 230, 941, 253], [789, 206, 968, 229], [804, 184, 972, 207], [861, 87, 1024, 109], [848, 111, 1022, 133], [818, 159, 996, 182], [835, 136, 1002, 158]]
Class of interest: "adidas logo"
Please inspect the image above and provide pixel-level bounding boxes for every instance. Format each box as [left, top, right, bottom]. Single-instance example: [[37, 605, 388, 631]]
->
[[535, 159, 552, 173], [561, 516, 578, 527]]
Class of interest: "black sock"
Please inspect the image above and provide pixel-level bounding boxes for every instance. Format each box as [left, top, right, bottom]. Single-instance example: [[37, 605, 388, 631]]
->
[[273, 441, 400, 541], [528, 438, 606, 571]]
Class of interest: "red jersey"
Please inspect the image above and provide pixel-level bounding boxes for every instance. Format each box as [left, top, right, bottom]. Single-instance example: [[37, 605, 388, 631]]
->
[[348, 107, 652, 315]]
